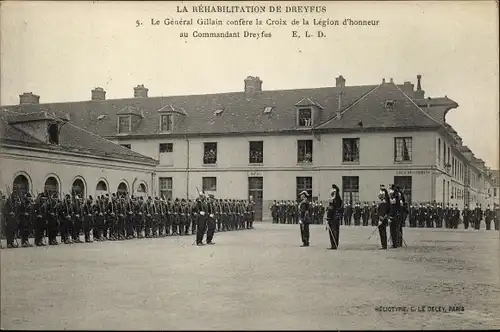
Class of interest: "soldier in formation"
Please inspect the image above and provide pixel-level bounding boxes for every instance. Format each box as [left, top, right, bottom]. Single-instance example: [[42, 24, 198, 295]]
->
[[269, 200, 325, 225], [0, 191, 255, 249]]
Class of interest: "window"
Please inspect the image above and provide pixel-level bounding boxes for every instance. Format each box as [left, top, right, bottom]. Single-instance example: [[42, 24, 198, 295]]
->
[[342, 138, 360, 162], [384, 100, 395, 110], [443, 142, 446, 166], [48, 123, 59, 144], [437, 138, 441, 165], [159, 143, 173, 153], [118, 115, 130, 133], [202, 177, 217, 192], [137, 183, 147, 193], [96, 181, 108, 191], [249, 141, 263, 164], [159, 177, 173, 199], [298, 108, 312, 127], [13, 174, 30, 196], [342, 176, 359, 205], [394, 137, 412, 162], [297, 140, 313, 163], [120, 144, 131, 149], [203, 142, 217, 164], [296, 177, 312, 199], [44, 177, 59, 196], [161, 114, 173, 132], [447, 147, 450, 165]]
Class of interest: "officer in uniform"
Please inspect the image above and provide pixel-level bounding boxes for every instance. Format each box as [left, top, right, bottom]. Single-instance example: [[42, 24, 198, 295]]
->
[[353, 202, 362, 226], [326, 185, 342, 250], [107, 194, 118, 240], [18, 193, 33, 247], [33, 194, 47, 246], [298, 190, 311, 247], [72, 195, 84, 243], [494, 205, 500, 231], [205, 195, 217, 245], [46, 194, 59, 245], [94, 196, 106, 241], [270, 201, 278, 223], [377, 185, 391, 250], [451, 204, 460, 229], [194, 195, 208, 246], [388, 185, 401, 248], [3, 193, 19, 248], [370, 202, 378, 226], [462, 206, 470, 229], [473, 203, 482, 230], [362, 202, 370, 226]]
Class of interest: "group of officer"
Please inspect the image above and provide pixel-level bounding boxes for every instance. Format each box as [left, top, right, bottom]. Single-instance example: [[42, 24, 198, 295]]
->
[[0, 191, 256, 249], [270, 200, 325, 225]]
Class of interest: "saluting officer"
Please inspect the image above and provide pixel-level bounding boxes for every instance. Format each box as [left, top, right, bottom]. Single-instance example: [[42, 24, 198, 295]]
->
[[326, 185, 343, 250]]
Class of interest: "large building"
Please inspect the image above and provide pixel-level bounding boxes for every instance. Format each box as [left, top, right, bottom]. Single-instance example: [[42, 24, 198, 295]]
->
[[1, 75, 496, 220], [0, 107, 157, 199]]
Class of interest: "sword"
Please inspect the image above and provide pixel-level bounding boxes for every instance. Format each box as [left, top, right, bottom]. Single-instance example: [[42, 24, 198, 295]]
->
[[325, 221, 338, 249]]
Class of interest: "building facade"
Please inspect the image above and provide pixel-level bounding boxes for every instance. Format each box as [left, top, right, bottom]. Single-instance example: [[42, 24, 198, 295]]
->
[[2, 75, 496, 221]]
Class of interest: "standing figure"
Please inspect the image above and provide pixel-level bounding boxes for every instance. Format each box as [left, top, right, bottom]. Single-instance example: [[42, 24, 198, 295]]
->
[[194, 197, 207, 245], [377, 186, 391, 250], [462, 206, 470, 229], [82, 196, 94, 243], [206, 196, 216, 245], [298, 191, 311, 247], [484, 205, 492, 230], [326, 185, 343, 250], [353, 202, 362, 226], [388, 185, 401, 248], [370, 202, 378, 226], [474, 204, 482, 230], [361, 202, 369, 226]]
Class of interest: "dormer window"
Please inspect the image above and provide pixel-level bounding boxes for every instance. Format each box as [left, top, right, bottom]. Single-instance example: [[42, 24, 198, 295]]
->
[[298, 108, 312, 127], [384, 100, 395, 110], [161, 114, 173, 132], [264, 106, 274, 114], [118, 115, 131, 133], [48, 123, 59, 145]]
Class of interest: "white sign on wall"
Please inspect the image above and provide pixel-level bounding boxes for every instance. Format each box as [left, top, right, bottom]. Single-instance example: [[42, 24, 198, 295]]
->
[[248, 171, 263, 177]]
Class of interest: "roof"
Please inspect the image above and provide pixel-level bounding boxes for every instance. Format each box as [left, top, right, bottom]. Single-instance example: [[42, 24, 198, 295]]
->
[[0, 109, 157, 165], [316, 82, 444, 130], [1, 81, 458, 138]]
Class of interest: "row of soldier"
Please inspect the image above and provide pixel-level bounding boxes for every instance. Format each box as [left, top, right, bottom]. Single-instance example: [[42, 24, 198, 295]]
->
[[270, 200, 325, 225], [271, 199, 499, 230], [0, 191, 256, 249]]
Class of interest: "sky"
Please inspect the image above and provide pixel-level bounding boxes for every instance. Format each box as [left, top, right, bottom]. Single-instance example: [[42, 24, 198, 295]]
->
[[1, 1, 498, 169]]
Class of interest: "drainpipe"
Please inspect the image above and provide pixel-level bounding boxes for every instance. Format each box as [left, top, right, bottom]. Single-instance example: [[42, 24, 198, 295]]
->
[[151, 172, 155, 197]]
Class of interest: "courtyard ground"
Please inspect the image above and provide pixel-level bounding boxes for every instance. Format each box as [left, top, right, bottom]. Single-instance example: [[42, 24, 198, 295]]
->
[[1, 223, 499, 330]]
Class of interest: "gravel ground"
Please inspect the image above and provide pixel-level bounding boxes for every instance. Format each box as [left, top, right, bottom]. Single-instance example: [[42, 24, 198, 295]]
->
[[1, 224, 499, 330]]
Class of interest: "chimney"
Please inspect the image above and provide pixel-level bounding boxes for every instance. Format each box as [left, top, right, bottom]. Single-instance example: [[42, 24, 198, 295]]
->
[[19, 92, 40, 105], [335, 75, 346, 89], [91, 87, 106, 101], [244, 76, 263, 98], [402, 81, 414, 97], [134, 84, 148, 98], [414, 74, 425, 99]]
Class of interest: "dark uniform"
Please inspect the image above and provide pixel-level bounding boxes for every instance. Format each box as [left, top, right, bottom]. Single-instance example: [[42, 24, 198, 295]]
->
[[353, 203, 362, 226], [194, 197, 208, 245], [326, 186, 342, 249], [362, 203, 370, 226], [82, 197, 94, 243], [377, 188, 391, 250], [298, 191, 311, 247], [370, 202, 378, 226], [72, 196, 84, 243], [206, 197, 216, 244], [473, 204, 482, 230], [388, 186, 402, 248], [462, 206, 470, 229], [484, 205, 493, 230]]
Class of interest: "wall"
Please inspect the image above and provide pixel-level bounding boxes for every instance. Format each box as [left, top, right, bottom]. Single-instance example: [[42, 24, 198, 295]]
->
[[0, 146, 155, 198]]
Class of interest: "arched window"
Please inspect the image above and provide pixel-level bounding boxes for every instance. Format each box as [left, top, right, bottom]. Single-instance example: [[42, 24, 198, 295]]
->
[[72, 178, 85, 197], [96, 181, 108, 191], [138, 183, 147, 193], [44, 177, 59, 196], [48, 123, 59, 145], [117, 182, 128, 197], [13, 174, 30, 196]]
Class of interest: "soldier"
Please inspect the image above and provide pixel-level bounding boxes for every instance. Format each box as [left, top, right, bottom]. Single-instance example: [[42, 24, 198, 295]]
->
[[171, 198, 179, 235], [397, 187, 407, 245], [93, 196, 105, 241], [473, 203, 483, 230], [270, 200, 278, 223], [183, 198, 191, 235], [436, 203, 444, 228], [343, 202, 350, 225], [190, 199, 198, 235], [143, 197, 152, 238], [3, 193, 19, 248], [484, 205, 492, 230], [286, 200, 294, 224], [326, 184, 343, 250], [33, 194, 47, 246], [353, 202, 361, 226], [462, 206, 470, 229], [46, 194, 59, 245], [194, 195, 207, 246], [298, 191, 311, 247], [452, 204, 460, 229], [17, 193, 33, 247], [494, 205, 499, 231], [370, 201, 378, 227], [362, 202, 370, 226], [377, 186, 391, 250], [214, 199, 222, 232], [389, 185, 401, 248], [409, 204, 416, 227], [82, 196, 94, 243], [318, 202, 325, 225], [107, 194, 117, 240], [279, 201, 287, 224], [71, 195, 84, 243], [153, 197, 161, 237], [220, 199, 229, 231], [126, 196, 135, 239], [165, 198, 173, 236], [417, 204, 426, 228]]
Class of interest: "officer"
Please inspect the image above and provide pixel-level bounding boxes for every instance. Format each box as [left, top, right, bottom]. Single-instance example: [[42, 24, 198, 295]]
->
[[298, 190, 311, 247], [494, 205, 500, 231], [362, 202, 370, 226], [388, 185, 401, 248], [377, 185, 391, 250], [484, 205, 492, 230], [144, 196, 153, 238], [194, 195, 208, 246], [46, 194, 59, 245], [353, 202, 362, 226], [473, 203, 482, 230], [370, 202, 378, 226], [94, 196, 106, 241], [3, 193, 19, 248], [72, 195, 84, 243], [326, 184, 342, 250], [33, 194, 47, 246], [205, 195, 217, 244], [462, 206, 470, 229]]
